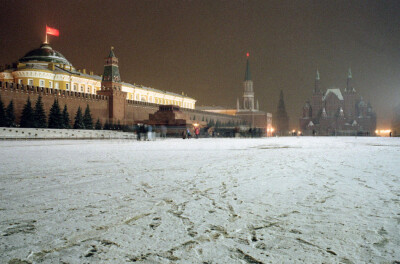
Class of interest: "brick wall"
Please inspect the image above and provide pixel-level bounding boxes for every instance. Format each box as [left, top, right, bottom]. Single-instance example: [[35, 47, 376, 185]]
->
[[1, 81, 243, 128], [0, 82, 109, 126]]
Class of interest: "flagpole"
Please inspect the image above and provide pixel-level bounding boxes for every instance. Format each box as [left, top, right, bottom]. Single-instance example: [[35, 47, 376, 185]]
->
[[45, 33, 48, 44]]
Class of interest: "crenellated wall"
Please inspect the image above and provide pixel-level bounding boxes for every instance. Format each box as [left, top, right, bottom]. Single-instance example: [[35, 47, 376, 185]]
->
[[0, 81, 109, 126], [1, 81, 243, 128]]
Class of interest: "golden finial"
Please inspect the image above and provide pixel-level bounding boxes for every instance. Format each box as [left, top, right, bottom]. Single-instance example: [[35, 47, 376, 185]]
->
[[111, 46, 114, 50]]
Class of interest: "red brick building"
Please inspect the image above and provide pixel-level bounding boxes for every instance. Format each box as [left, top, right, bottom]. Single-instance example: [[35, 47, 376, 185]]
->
[[299, 69, 376, 136]]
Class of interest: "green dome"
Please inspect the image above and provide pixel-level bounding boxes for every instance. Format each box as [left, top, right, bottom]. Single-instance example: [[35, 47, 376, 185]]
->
[[19, 43, 72, 66]]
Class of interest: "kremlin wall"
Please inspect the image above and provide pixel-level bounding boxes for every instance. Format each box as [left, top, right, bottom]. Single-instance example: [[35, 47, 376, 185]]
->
[[0, 42, 249, 130]]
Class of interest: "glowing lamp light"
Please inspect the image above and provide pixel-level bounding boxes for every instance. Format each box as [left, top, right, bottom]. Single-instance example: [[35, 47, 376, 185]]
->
[[376, 129, 391, 135], [246, 52, 250, 57], [271, 128, 274, 132]]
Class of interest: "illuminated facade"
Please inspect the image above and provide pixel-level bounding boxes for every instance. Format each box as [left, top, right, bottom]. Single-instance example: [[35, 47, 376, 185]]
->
[[0, 43, 196, 109]]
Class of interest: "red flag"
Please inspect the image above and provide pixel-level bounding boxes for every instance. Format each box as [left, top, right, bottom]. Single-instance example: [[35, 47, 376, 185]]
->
[[46, 25, 59, 37]]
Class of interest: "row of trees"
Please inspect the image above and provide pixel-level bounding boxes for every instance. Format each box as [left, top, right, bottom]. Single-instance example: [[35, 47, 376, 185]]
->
[[0, 95, 102, 130]]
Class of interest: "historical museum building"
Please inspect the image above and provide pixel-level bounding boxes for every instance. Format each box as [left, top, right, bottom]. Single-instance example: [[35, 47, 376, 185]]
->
[[299, 70, 376, 136], [0, 41, 243, 128]]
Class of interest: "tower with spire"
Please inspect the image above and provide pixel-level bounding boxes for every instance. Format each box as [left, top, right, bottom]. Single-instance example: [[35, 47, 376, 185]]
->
[[102, 47, 121, 86], [242, 53, 255, 111], [235, 52, 272, 132], [274, 90, 289, 135], [343, 67, 356, 118], [311, 69, 323, 119], [97, 47, 127, 124]]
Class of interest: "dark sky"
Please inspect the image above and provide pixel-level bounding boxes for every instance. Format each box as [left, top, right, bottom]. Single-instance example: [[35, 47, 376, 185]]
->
[[1, 0, 400, 128]]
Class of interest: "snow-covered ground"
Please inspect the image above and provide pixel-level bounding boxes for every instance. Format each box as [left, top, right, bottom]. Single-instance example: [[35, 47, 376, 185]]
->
[[0, 137, 399, 263], [0, 127, 136, 140]]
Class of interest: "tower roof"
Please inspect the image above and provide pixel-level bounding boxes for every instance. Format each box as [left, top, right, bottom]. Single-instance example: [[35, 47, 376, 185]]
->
[[244, 54, 251, 81], [108, 46, 116, 58], [323, 88, 344, 101], [102, 47, 121, 82]]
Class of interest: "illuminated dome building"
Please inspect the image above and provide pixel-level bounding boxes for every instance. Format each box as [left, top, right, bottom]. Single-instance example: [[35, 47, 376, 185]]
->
[[0, 43, 196, 109]]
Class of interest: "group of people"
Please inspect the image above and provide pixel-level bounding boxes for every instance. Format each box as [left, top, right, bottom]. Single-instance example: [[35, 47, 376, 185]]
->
[[135, 124, 158, 141], [182, 126, 200, 139], [134, 124, 204, 140]]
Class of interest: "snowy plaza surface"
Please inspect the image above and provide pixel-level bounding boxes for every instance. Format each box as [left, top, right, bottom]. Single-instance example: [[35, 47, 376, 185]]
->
[[0, 137, 399, 263]]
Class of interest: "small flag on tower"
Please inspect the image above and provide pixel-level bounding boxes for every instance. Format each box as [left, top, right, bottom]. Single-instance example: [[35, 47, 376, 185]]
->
[[46, 25, 59, 36]]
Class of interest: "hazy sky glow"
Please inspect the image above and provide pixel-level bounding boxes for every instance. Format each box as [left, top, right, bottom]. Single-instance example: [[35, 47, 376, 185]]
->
[[1, 0, 399, 128]]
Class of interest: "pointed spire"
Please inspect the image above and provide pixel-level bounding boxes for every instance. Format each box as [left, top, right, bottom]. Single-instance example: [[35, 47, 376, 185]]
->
[[314, 69, 320, 94], [339, 107, 344, 117], [109, 46, 116, 58], [322, 107, 327, 118], [102, 47, 121, 83], [346, 67, 353, 92], [244, 52, 251, 81]]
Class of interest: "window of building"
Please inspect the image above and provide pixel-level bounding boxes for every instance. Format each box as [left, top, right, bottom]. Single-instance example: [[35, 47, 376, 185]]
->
[[66, 83, 70, 90], [73, 84, 77, 91], [87, 86, 91, 93], [55, 82, 59, 89], [28, 79, 33, 86], [18, 79, 22, 85], [80, 85, 84, 92], [49, 81, 53, 88], [136, 94, 139, 100], [39, 80, 45, 87]]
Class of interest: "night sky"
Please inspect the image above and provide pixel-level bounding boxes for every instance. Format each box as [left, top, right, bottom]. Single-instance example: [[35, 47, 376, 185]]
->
[[1, 0, 400, 128]]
